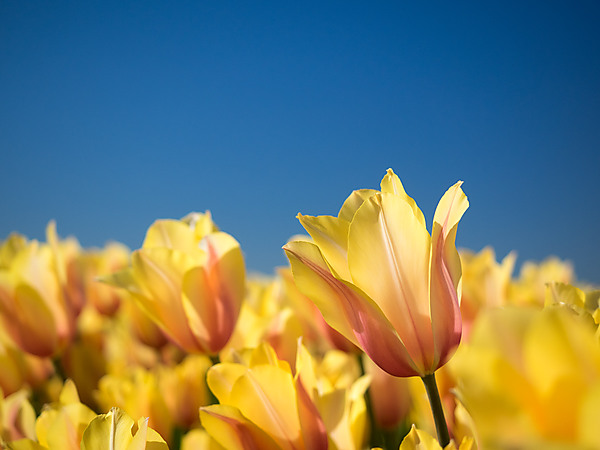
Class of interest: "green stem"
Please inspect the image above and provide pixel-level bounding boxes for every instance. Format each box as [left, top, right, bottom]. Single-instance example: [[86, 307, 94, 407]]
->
[[421, 372, 450, 448]]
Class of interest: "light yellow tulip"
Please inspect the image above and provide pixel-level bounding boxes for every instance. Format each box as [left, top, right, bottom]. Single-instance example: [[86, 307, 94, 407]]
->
[[202, 342, 329, 450], [0, 387, 36, 444], [450, 305, 600, 449], [95, 367, 173, 444], [0, 230, 75, 357], [284, 168, 468, 378], [103, 212, 245, 355], [34, 379, 96, 450], [400, 425, 474, 450], [80, 407, 168, 450]]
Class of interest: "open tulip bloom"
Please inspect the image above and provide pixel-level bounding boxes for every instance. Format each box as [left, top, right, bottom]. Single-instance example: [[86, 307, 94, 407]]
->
[[284, 168, 468, 446]]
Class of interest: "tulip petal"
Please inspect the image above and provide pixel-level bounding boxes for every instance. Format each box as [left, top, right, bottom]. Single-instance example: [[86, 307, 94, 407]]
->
[[338, 189, 378, 223], [284, 240, 418, 377], [380, 169, 426, 228], [296, 380, 328, 450], [200, 404, 280, 450], [182, 232, 244, 353], [0, 281, 58, 357], [297, 214, 351, 280], [142, 219, 197, 252], [207, 363, 248, 405], [131, 248, 200, 352], [429, 181, 468, 369], [81, 407, 167, 450], [230, 365, 303, 450], [348, 192, 434, 370]]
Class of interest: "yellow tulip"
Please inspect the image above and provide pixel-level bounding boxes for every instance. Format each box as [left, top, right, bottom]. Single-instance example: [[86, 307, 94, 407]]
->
[[0, 387, 36, 444], [201, 342, 329, 450], [180, 428, 224, 450], [0, 230, 75, 357], [284, 169, 468, 378], [459, 247, 515, 338], [80, 407, 168, 450], [400, 425, 474, 450], [508, 256, 574, 306], [0, 330, 53, 397], [450, 305, 600, 449], [84, 242, 130, 316], [95, 367, 173, 444], [34, 379, 97, 450], [102, 212, 245, 354], [156, 354, 213, 429]]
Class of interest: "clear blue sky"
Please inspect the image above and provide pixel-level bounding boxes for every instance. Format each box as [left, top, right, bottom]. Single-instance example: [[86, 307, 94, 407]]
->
[[1, 1, 599, 283]]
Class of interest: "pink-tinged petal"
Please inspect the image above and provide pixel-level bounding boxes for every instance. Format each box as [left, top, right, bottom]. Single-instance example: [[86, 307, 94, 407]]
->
[[284, 241, 419, 377], [182, 232, 244, 354], [297, 214, 351, 280], [200, 404, 280, 450], [429, 181, 469, 370], [131, 248, 201, 352], [348, 192, 434, 371], [296, 380, 328, 450], [0, 282, 57, 357]]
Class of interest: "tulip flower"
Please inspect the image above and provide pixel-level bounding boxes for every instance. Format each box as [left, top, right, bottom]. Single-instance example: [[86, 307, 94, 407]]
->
[[459, 247, 515, 338], [0, 388, 36, 444], [200, 342, 330, 450], [399, 425, 474, 450], [34, 379, 97, 450], [96, 367, 173, 444], [102, 212, 245, 355], [81, 407, 168, 450], [284, 169, 468, 446], [450, 305, 600, 449], [0, 230, 76, 357]]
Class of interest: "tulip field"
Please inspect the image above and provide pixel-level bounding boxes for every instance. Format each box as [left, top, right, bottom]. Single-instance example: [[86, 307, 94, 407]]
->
[[0, 169, 598, 450]]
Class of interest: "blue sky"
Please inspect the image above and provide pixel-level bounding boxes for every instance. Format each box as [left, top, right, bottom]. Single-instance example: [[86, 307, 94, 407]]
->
[[1, 1, 599, 282]]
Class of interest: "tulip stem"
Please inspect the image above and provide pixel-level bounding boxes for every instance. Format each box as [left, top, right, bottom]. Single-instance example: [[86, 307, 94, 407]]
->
[[421, 372, 450, 448]]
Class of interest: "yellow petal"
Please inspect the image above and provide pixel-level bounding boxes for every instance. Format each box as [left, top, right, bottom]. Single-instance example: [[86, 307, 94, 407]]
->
[[80, 407, 167, 450], [230, 365, 302, 450], [284, 241, 357, 345], [284, 240, 418, 377], [399, 425, 444, 450], [348, 191, 433, 370], [429, 181, 468, 370], [142, 219, 197, 252], [207, 363, 248, 405], [81, 407, 135, 450], [380, 169, 426, 227], [182, 232, 245, 353], [131, 248, 200, 352], [297, 214, 351, 280], [8, 440, 47, 450], [58, 379, 81, 405], [338, 189, 378, 223], [0, 282, 58, 357], [200, 404, 280, 450]]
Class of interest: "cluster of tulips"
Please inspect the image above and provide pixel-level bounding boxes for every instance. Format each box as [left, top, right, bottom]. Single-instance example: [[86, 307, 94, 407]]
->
[[0, 169, 598, 450]]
